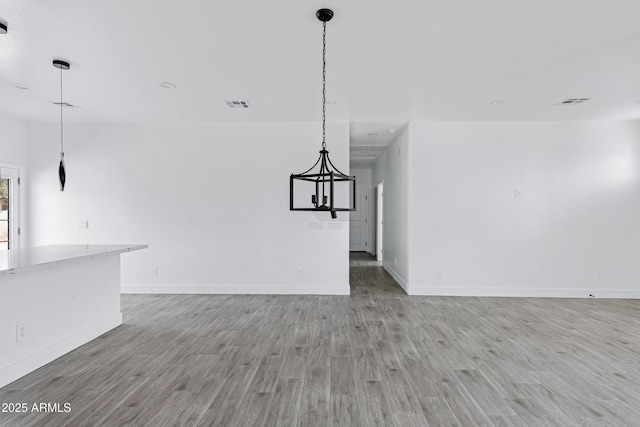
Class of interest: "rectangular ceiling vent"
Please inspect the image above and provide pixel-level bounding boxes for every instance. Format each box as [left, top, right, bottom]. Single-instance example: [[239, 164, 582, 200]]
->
[[555, 98, 590, 106], [50, 101, 81, 109], [226, 100, 251, 109]]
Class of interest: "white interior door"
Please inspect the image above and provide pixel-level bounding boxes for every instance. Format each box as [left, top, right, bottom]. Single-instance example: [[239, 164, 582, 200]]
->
[[0, 166, 21, 251], [349, 190, 368, 252], [376, 183, 383, 262]]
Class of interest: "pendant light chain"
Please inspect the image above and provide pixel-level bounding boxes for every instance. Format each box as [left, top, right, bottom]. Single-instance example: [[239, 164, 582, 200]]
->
[[321, 21, 327, 151], [290, 9, 356, 219], [60, 66, 64, 157]]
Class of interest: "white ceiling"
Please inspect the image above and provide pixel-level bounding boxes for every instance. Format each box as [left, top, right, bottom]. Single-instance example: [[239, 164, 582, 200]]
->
[[2, 1, 640, 140], [350, 122, 407, 168]]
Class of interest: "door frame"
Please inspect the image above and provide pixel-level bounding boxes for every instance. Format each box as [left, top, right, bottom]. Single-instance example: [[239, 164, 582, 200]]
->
[[375, 182, 383, 262]]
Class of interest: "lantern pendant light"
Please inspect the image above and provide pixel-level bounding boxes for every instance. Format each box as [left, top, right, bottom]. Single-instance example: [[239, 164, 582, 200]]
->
[[53, 59, 70, 192], [290, 9, 356, 219]]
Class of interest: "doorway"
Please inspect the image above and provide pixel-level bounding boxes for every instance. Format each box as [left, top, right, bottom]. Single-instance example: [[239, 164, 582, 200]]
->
[[348, 180, 404, 294], [0, 166, 21, 250], [349, 189, 368, 251]]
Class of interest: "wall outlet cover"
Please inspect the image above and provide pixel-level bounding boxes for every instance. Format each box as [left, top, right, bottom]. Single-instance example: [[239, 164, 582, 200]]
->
[[16, 323, 26, 343]]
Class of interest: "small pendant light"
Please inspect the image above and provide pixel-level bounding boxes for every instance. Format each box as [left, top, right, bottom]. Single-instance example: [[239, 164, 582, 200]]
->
[[53, 59, 70, 192], [290, 9, 356, 219]]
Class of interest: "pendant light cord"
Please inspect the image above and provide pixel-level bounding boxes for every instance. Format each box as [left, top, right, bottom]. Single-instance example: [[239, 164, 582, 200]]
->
[[60, 66, 64, 157], [321, 21, 327, 151]]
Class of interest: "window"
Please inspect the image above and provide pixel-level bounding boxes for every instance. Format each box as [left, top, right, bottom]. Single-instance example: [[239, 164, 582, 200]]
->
[[0, 178, 10, 250], [0, 167, 20, 251]]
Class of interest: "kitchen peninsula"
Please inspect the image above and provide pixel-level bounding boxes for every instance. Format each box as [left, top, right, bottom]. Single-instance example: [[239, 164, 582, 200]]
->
[[0, 244, 147, 387]]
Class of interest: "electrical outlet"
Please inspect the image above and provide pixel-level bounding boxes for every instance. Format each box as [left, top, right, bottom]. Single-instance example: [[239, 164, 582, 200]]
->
[[151, 267, 158, 277], [296, 268, 304, 277], [436, 269, 443, 279], [394, 257, 398, 266], [596, 273, 603, 280], [16, 323, 26, 343]]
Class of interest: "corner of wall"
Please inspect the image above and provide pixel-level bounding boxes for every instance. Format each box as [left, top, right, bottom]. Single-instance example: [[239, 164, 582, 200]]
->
[[382, 263, 409, 293]]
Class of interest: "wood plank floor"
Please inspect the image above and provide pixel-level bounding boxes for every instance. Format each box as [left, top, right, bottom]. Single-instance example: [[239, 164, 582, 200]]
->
[[2, 252, 640, 426]]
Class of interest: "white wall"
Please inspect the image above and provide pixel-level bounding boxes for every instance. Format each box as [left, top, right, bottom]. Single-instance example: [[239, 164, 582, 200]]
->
[[0, 116, 28, 247], [26, 122, 350, 294], [409, 120, 640, 298], [0, 117, 27, 166], [372, 127, 410, 290], [350, 168, 374, 253]]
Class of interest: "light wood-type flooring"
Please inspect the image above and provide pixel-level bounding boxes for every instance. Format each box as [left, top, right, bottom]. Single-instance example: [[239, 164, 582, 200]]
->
[[2, 252, 640, 426]]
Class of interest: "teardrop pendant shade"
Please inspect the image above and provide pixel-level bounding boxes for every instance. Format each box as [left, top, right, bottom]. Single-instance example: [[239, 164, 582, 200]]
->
[[59, 155, 66, 192]]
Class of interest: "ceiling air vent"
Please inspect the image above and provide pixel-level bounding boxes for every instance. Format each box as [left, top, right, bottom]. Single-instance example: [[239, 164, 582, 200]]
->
[[226, 100, 251, 109], [50, 101, 81, 109], [555, 98, 590, 106]]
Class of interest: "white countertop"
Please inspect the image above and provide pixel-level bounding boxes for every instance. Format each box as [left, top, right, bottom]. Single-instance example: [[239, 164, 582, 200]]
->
[[0, 244, 148, 275]]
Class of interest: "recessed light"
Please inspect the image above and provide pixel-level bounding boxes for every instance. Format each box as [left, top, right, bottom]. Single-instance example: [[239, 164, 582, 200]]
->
[[388, 129, 397, 134], [159, 82, 176, 89], [12, 83, 31, 90], [0, 22, 7, 34], [368, 132, 379, 137], [489, 99, 506, 105]]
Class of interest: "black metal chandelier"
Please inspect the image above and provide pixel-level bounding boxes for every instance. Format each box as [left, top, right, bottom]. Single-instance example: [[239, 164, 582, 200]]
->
[[53, 59, 70, 192], [290, 9, 356, 219]]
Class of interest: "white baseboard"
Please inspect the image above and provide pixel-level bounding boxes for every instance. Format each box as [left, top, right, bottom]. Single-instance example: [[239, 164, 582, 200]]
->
[[382, 263, 409, 293], [408, 286, 640, 299], [0, 313, 123, 389], [121, 283, 350, 295]]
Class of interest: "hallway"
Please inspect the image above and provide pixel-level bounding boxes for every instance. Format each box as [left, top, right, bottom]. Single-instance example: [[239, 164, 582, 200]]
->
[[349, 251, 406, 296]]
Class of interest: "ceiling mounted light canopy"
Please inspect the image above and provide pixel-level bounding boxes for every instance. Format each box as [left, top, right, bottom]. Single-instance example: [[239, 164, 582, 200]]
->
[[53, 59, 70, 192], [290, 9, 356, 219]]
